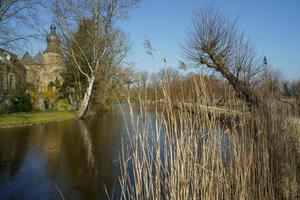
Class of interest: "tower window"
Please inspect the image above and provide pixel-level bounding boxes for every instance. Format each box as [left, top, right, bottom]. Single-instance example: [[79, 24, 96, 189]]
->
[[8, 73, 16, 90]]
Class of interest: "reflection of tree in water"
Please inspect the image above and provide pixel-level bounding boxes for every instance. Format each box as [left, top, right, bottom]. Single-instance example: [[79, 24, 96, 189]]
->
[[36, 124, 66, 173], [79, 120, 95, 167], [47, 117, 118, 200], [0, 105, 134, 199], [0, 128, 30, 186]]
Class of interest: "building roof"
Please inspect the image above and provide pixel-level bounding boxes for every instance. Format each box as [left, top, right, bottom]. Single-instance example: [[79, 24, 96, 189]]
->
[[21, 52, 33, 63], [33, 52, 44, 64], [0, 48, 26, 71], [0, 48, 18, 62]]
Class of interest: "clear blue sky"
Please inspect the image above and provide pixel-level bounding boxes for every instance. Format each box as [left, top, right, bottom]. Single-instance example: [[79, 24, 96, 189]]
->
[[117, 0, 300, 80], [27, 0, 299, 80]]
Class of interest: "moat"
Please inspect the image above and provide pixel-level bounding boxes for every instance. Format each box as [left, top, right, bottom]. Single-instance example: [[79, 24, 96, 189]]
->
[[0, 104, 137, 200]]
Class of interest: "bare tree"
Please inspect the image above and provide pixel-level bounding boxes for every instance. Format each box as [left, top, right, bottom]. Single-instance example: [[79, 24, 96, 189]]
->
[[119, 65, 135, 90], [160, 67, 181, 83], [184, 8, 263, 108], [137, 70, 148, 89], [52, 0, 139, 118], [259, 59, 282, 99], [0, 0, 42, 48]]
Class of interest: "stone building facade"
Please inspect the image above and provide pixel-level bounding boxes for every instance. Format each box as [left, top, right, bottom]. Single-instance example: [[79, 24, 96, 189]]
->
[[0, 24, 64, 111], [0, 49, 26, 102], [21, 24, 63, 110]]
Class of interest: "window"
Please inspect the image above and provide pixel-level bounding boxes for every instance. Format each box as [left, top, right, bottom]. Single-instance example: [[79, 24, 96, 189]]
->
[[8, 73, 16, 90], [0, 72, 7, 90]]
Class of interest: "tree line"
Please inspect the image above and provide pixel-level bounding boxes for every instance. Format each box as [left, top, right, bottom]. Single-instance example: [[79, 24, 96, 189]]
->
[[0, 1, 299, 117]]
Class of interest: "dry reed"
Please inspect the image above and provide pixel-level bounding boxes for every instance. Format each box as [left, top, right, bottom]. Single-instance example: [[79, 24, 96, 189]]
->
[[118, 75, 300, 200]]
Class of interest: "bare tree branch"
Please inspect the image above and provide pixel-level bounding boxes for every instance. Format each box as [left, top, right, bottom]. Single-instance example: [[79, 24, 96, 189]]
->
[[52, 0, 139, 118], [184, 8, 264, 108]]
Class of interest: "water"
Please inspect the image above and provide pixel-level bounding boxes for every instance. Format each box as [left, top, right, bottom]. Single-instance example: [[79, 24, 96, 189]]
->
[[0, 104, 232, 200], [0, 104, 136, 200]]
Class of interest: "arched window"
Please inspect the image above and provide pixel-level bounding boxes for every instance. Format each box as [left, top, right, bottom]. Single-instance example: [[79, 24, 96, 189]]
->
[[8, 73, 16, 90], [0, 72, 7, 90]]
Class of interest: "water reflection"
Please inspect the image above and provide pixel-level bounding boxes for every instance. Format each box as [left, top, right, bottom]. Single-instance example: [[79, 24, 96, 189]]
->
[[0, 104, 233, 200], [0, 104, 133, 200]]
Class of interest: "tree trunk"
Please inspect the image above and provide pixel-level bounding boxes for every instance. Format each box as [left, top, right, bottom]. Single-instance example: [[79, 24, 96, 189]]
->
[[218, 65, 262, 108], [77, 76, 95, 119], [203, 54, 263, 109]]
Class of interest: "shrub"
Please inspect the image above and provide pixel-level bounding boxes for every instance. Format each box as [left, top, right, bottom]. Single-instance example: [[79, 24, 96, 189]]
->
[[0, 87, 33, 114]]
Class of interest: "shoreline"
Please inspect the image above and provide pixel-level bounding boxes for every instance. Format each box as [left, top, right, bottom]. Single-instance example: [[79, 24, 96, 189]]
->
[[0, 111, 75, 129]]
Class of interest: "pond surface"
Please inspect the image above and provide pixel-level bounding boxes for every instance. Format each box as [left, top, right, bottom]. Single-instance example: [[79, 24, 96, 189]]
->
[[0, 104, 138, 200]]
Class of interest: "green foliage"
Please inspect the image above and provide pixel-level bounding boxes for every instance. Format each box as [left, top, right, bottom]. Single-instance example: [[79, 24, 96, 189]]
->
[[9, 87, 32, 113], [59, 20, 95, 108], [60, 19, 130, 112], [10, 90, 32, 113], [0, 86, 33, 114]]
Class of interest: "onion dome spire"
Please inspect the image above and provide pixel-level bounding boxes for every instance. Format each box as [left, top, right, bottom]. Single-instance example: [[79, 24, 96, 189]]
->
[[44, 24, 60, 53]]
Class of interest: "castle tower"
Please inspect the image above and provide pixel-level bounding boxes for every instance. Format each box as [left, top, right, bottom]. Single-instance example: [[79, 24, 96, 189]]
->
[[45, 24, 60, 54], [42, 24, 62, 89], [22, 24, 63, 110]]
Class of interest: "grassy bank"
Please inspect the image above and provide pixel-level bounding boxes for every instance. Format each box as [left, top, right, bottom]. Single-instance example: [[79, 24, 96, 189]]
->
[[0, 111, 75, 128]]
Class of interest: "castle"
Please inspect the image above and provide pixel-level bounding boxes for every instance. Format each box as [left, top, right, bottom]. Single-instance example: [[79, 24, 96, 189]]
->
[[0, 24, 63, 111]]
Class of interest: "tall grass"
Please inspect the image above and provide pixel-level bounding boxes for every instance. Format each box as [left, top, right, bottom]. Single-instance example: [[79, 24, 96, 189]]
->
[[118, 75, 300, 199]]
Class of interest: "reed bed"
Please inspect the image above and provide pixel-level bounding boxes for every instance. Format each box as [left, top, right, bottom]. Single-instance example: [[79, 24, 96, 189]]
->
[[118, 76, 300, 200]]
